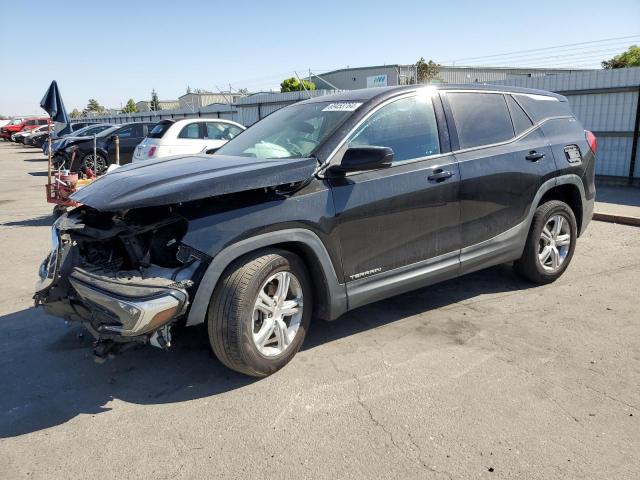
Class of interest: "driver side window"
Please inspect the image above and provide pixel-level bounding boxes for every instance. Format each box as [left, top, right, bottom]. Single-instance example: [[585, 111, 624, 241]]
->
[[348, 95, 440, 163]]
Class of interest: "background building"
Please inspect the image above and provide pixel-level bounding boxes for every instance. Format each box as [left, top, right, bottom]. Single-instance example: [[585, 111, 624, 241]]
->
[[178, 92, 246, 111], [135, 100, 180, 112], [309, 64, 590, 90]]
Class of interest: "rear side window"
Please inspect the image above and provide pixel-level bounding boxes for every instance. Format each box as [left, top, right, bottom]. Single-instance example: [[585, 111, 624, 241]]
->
[[348, 95, 440, 163], [447, 93, 514, 149], [37, 119, 49, 125], [178, 122, 204, 139], [26, 120, 36, 126], [115, 125, 137, 138], [206, 122, 243, 140], [506, 95, 533, 135]]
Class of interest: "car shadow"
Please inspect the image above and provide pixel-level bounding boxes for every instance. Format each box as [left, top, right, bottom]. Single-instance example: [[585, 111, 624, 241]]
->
[[23, 158, 47, 162], [28, 171, 48, 177], [0, 264, 532, 438], [1, 214, 54, 227]]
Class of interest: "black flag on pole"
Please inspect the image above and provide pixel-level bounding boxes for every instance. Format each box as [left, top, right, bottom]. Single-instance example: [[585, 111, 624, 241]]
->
[[40, 80, 70, 136]]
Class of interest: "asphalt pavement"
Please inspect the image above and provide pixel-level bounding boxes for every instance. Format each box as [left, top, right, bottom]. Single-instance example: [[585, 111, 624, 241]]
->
[[0, 142, 638, 479]]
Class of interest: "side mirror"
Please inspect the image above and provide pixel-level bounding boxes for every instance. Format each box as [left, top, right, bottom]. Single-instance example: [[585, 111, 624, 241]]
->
[[329, 146, 394, 174]]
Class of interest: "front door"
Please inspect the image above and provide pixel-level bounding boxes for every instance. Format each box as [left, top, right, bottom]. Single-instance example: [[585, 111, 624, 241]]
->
[[328, 93, 460, 307]]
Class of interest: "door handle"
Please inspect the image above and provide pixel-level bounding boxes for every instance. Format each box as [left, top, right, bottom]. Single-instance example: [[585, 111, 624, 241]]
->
[[428, 169, 453, 182], [525, 151, 545, 162]]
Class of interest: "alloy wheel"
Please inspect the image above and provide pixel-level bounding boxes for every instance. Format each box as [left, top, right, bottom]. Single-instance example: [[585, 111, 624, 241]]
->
[[252, 271, 303, 357], [538, 214, 571, 272], [82, 154, 107, 175]]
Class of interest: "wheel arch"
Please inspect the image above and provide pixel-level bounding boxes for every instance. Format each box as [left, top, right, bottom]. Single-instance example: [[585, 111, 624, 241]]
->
[[185, 229, 348, 327], [537, 183, 583, 235]]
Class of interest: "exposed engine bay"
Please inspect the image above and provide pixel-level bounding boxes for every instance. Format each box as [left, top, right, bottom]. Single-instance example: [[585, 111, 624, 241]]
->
[[34, 205, 210, 360]]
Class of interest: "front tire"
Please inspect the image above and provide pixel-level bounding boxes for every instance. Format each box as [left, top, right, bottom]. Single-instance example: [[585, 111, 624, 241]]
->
[[514, 200, 577, 284], [80, 152, 108, 175], [207, 249, 312, 377]]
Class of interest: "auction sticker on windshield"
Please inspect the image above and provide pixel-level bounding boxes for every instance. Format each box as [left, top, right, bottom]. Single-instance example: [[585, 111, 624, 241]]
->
[[322, 102, 362, 112]]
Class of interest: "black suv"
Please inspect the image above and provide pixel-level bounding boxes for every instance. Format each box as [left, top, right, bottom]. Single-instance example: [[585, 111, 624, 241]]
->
[[58, 122, 156, 174], [35, 85, 596, 377]]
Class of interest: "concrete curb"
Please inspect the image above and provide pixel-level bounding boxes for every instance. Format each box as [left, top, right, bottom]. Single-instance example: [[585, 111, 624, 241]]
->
[[593, 212, 640, 227]]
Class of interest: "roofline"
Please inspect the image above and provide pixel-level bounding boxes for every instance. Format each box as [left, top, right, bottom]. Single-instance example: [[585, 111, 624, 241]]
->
[[299, 83, 567, 106], [314, 64, 594, 78]]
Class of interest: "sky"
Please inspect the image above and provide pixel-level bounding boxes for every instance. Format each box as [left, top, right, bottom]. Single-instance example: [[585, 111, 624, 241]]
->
[[1, 0, 639, 115]]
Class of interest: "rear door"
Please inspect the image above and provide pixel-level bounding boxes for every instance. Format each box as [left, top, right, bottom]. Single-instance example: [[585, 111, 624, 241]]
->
[[443, 91, 555, 271], [174, 121, 206, 155], [329, 92, 460, 307]]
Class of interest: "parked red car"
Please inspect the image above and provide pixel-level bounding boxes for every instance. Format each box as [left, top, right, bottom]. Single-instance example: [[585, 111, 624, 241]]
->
[[1, 117, 50, 141]]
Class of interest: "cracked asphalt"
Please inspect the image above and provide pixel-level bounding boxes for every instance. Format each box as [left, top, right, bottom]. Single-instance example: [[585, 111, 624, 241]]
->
[[0, 142, 639, 479]]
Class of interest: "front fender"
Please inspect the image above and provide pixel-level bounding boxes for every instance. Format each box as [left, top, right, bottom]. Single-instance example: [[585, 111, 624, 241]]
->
[[185, 228, 347, 326]]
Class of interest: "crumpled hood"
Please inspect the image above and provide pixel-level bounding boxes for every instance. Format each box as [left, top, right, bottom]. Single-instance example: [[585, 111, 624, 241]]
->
[[71, 154, 318, 211]]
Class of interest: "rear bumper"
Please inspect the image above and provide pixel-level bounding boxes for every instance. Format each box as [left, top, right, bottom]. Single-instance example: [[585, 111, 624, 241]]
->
[[581, 195, 594, 236]]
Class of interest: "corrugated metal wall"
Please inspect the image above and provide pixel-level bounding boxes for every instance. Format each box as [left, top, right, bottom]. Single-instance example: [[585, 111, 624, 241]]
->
[[72, 102, 240, 125], [71, 68, 640, 179], [234, 90, 342, 125], [494, 67, 640, 179]]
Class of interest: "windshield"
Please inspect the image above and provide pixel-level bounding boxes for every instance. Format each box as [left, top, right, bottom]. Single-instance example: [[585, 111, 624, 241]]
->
[[215, 101, 359, 159], [95, 126, 120, 138], [79, 124, 113, 136]]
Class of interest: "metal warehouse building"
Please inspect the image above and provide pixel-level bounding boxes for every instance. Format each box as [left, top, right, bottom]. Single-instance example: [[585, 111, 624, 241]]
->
[[74, 66, 640, 182], [309, 64, 588, 90]]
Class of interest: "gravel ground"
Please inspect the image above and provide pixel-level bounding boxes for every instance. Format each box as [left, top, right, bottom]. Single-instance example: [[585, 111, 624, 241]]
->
[[0, 141, 638, 479]]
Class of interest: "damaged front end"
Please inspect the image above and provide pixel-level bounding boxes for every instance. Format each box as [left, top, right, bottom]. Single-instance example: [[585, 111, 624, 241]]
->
[[34, 206, 209, 360]]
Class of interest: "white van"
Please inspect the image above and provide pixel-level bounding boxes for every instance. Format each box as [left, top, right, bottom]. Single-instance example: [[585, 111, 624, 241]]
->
[[133, 118, 245, 162]]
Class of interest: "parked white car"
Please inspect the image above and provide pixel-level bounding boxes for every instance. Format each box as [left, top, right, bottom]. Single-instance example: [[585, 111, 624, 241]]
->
[[133, 118, 245, 162]]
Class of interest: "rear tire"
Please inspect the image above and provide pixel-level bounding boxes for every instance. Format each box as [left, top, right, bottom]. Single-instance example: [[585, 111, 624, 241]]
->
[[207, 249, 312, 377], [514, 200, 577, 284]]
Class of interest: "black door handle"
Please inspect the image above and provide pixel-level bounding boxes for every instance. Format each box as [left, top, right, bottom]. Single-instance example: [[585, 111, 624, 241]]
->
[[525, 151, 545, 161], [428, 169, 453, 182]]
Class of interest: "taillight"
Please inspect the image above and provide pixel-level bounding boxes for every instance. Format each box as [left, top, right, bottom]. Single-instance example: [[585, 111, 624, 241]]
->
[[585, 130, 597, 154], [147, 146, 157, 158]]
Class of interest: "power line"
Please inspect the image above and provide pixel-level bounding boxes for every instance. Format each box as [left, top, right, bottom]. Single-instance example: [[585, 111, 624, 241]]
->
[[462, 49, 631, 68], [440, 34, 640, 63], [457, 45, 634, 66]]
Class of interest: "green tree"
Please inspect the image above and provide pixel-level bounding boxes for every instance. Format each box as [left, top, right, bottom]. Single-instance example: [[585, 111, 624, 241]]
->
[[150, 89, 161, 111], [83, 98, 105, 115], [602, 45, 640, 69], [121, 98, 138, 114], [69, 108, 82, 118], [280, 77, 316, 92], [416, 57, 440, 83]]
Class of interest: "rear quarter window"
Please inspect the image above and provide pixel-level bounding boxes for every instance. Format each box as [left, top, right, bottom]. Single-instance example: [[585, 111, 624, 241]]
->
[[447, 92, 514, 149], [148, 121, 173, 139], [512, 94, 573, 122]]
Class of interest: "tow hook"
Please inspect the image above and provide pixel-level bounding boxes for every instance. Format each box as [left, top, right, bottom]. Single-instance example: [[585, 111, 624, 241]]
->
[[150, 325, 172, 350], [92, 340, 138, 363]]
